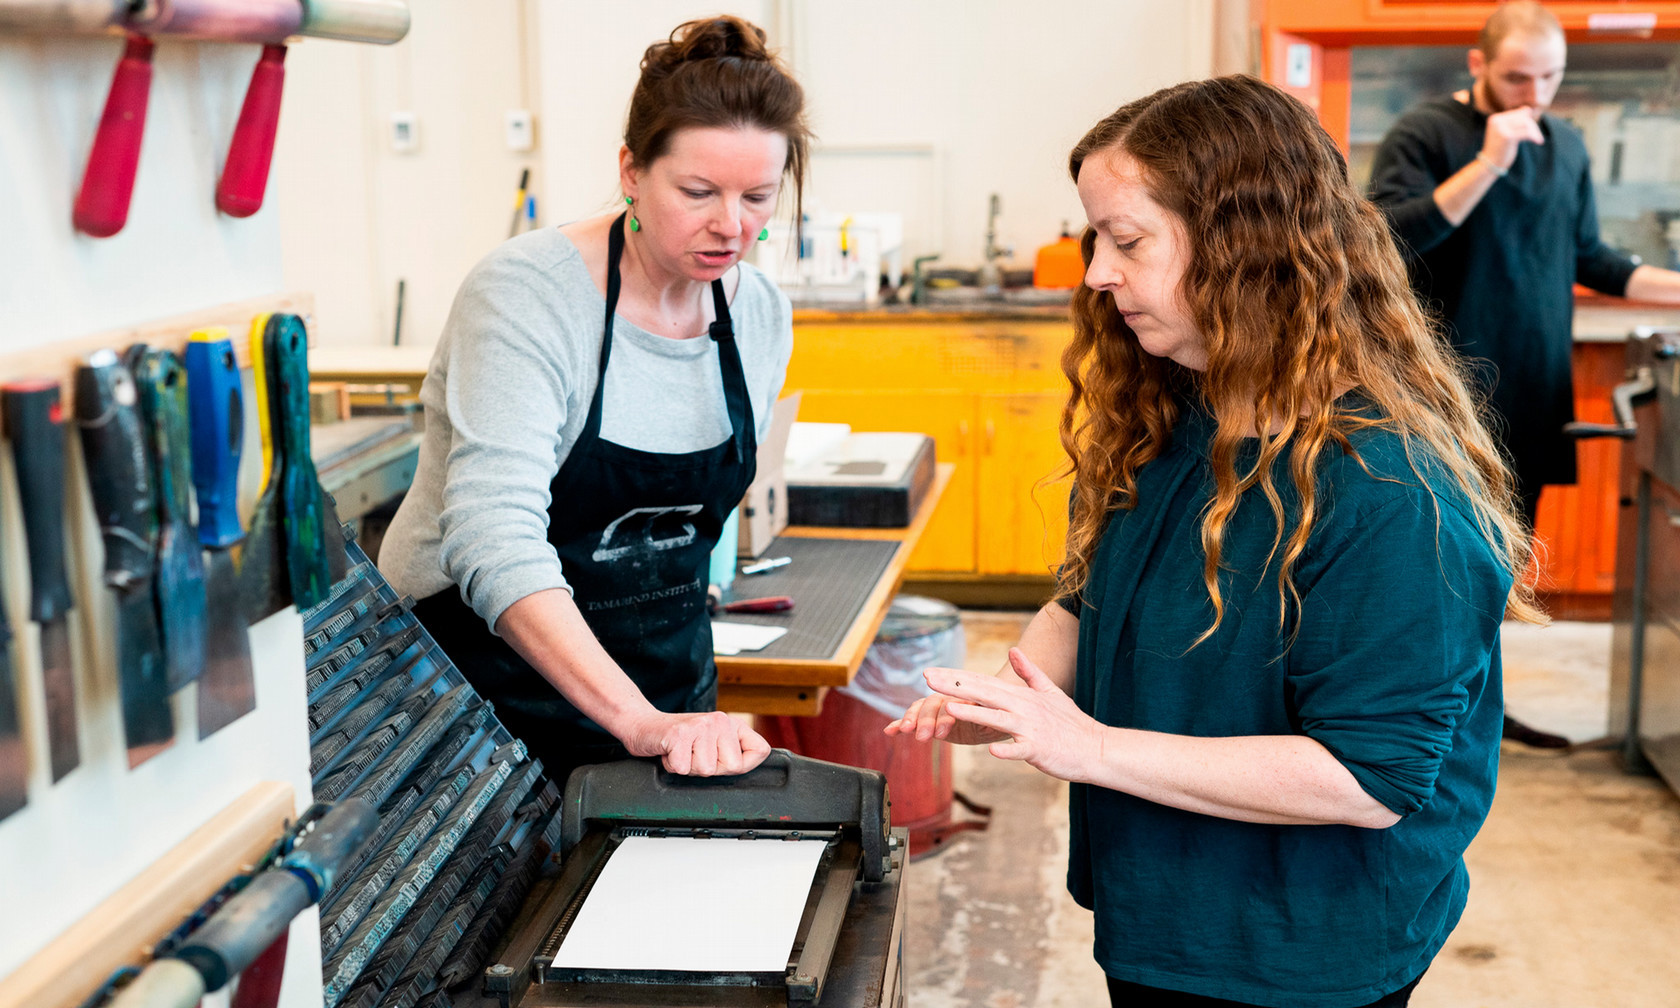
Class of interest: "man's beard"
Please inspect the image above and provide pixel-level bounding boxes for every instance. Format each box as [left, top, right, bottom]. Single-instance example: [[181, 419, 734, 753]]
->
[[1477, 78, 1543, 118]]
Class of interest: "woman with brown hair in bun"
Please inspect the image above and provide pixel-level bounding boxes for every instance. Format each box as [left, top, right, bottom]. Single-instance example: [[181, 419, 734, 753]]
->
[[380, 16, 809, 784], [889, 75, 1544, 1006]]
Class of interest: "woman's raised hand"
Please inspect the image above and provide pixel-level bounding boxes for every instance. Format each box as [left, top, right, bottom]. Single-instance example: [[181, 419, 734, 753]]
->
[[916, 648, 1107, 783], [884, 664, 1016, 747]]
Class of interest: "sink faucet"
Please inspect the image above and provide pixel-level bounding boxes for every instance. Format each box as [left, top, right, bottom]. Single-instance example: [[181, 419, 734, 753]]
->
[[911, 253, 941, 305], [977, 192, 1012, 293]]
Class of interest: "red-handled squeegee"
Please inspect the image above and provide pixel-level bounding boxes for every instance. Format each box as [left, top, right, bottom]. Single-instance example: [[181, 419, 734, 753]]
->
[[72, 33, 155, 238], [216, 43, 288, 217]]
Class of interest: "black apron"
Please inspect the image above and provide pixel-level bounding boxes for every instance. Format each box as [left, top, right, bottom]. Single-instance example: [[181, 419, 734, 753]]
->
[[414, 212, 757, 781]]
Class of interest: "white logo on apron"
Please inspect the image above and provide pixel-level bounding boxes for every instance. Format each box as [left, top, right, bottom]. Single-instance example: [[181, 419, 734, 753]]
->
[[592, 504, 704, 562]]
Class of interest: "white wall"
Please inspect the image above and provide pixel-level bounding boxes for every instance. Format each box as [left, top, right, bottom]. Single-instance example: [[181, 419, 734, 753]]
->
[[272, 0, 543, 349], [1, 37, 283, 344], [278, 1, 1215, 351], [540, 0, 1214, 276], [0, 33, 316, 1006], [792, 0, 1214, 271]]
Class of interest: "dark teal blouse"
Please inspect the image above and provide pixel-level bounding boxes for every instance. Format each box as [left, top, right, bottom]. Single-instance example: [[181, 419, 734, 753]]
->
[[1063, 403, 1507, 1007]]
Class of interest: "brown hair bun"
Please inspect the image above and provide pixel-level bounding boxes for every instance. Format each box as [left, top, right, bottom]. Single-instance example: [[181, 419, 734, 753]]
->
[[648, 15, 771, 69], [624, 15, 810, 228]]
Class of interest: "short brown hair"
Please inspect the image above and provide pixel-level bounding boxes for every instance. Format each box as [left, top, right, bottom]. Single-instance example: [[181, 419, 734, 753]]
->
[[1478, 1, 1563, 58], [625, 16, 810, 223]]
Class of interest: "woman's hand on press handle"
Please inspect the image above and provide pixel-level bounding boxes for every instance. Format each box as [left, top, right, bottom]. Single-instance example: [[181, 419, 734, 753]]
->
[[620, 708, 772, 777], [922, 648, 1108, 782]]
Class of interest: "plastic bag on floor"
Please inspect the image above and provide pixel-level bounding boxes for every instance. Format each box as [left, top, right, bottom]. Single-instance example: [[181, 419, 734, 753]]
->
[[837, 595, 965, 718]]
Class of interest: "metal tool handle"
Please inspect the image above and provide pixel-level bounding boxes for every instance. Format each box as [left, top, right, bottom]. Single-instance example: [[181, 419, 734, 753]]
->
[[269, 313, 331, 609], [134, 349, 195, 528], [216, 43, 286, 218], [268, 314, 314, 479], [135, 347, 208, 692], [73, 33, 154, 238], [74, 350, 157, 590], [3, 380, 74, 622], [185, 331, 245, 547]]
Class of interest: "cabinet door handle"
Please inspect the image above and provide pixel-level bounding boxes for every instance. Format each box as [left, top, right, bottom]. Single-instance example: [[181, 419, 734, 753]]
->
[[984, 419, 996, 455]]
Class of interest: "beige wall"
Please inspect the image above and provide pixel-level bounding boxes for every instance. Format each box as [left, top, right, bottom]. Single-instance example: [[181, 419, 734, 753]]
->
[[273, 0, 543, 349], [277, 0, 1216, 350]]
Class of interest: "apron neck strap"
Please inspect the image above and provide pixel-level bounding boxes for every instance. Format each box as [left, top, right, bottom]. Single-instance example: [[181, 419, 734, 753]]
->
[[595, 211, 750, 462], [707, 278, 733, 343]]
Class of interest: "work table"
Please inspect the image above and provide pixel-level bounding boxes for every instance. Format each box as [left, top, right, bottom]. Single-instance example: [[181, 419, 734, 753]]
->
[[1573, 299, 1680, 342]]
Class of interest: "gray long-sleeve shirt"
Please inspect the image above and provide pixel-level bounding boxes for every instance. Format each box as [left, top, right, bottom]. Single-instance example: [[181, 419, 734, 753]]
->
[[378, 227, 793, 629]]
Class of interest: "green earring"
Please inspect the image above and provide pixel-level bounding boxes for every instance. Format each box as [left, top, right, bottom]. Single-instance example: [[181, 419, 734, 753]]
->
[[758, 226, 769, 241], [625, 196, 640, 233]]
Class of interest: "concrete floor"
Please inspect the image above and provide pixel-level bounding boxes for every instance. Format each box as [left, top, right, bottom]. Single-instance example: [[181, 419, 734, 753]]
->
[[902, 613, 1680, 1008]]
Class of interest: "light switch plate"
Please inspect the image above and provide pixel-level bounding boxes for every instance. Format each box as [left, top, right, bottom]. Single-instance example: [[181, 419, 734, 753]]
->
[[1285, 43, 1313, 88], [391, 111, 419, 153], [506, 109, 535, 152]]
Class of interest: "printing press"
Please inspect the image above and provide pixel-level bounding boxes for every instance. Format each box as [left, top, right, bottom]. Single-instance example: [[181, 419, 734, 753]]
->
[[1571, 326, 1680, 793], [463, 751, 908, 1008]]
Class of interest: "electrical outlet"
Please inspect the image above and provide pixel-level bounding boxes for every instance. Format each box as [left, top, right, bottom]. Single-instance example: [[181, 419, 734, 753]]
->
[[1285, 44, 1313, 89], [506, 109, 535, 152], [391, 111, 419, 153]]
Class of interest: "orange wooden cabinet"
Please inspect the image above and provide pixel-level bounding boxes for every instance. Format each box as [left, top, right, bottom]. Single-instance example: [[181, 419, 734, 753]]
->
[[784, 311, 1074, 582], [1533, 339, 1628, 617]]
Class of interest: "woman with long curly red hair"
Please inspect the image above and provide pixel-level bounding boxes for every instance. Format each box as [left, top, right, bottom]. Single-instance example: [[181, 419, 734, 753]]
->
[[889, 75, 1543, 1007]]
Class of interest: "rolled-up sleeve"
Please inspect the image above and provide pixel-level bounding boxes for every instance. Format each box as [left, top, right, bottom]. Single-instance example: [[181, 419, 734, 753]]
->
[[1286, 492, 1509, 816]]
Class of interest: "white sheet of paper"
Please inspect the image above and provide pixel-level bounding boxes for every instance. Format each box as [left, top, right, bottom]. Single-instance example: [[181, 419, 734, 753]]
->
[[711, 621, 788, 655], [551, 836, 827, 972]]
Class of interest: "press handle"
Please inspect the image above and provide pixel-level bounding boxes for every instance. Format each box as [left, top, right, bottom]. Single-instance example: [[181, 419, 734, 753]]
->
[[1563, 366, 1656, 441]]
